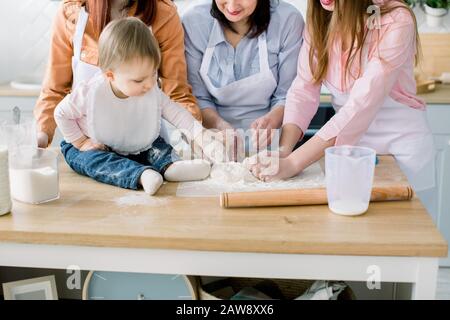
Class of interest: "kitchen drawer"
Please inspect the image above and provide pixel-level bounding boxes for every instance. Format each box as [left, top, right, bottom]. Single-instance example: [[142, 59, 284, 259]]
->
[[435, 136, 450, 266], [427, 105, 450, 135]]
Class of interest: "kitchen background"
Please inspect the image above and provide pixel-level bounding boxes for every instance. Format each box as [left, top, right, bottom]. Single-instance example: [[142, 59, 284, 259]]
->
[[0, 0, 59, 85], [0, 0, 449, 300], [2, 0, 450, 85]]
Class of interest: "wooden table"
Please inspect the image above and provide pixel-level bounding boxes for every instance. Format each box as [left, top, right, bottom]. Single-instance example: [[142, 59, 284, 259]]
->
[[0, 155, 447, 300]]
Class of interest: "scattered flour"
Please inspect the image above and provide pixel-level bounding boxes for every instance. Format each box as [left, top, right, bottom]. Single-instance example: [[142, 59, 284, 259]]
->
[[177, 161, 325, 197], [114, 192, 169, 207], [209, 162, 258, 183]]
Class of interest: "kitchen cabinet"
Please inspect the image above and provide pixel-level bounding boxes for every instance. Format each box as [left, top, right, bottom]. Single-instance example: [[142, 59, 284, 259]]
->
[[427, 105, 450, 266]]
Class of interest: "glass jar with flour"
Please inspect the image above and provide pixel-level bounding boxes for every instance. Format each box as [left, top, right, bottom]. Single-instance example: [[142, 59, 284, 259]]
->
[[9, 147, 59, 204], [0, 120, 17, 215], [0, 145, 12, 215]]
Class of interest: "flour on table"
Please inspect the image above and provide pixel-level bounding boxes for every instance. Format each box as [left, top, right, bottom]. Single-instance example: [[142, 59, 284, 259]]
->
[[114, 192, 169, 207], [177, 161, 325, 197], [210, 162, 258, 183]]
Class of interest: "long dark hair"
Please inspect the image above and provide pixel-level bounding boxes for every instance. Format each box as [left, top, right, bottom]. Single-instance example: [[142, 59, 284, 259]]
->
[[210, 0, 271, 38], [86, 0, 158, 37]]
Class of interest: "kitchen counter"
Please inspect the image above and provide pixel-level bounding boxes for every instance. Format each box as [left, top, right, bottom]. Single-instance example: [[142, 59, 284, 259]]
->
[[0, 154, 447, 299], [320, 84, 450, 105], [419, 84, 450, 105], [2, 83, 449, 105], [0, 84, 41, 97]]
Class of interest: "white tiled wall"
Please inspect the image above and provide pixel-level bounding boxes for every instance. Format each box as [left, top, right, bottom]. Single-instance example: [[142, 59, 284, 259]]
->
[[0, 0, 305, 85], [1, 0, 449, 85], [0, 0, 60, 84]]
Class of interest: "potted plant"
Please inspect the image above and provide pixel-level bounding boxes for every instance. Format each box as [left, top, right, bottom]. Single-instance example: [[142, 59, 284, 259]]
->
[[406, 0, 416, 8], [423, 0, 449, 27]]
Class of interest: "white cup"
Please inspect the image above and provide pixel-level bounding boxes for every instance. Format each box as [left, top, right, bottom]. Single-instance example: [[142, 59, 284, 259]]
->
[[325, 146, 376, 216]]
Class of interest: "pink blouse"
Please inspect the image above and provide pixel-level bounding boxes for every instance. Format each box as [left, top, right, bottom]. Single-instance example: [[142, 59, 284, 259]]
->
[[283, 5, 425, 146]]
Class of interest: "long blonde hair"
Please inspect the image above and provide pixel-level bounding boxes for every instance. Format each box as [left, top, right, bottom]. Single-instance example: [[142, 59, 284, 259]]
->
[[307, 0, 421, 85]]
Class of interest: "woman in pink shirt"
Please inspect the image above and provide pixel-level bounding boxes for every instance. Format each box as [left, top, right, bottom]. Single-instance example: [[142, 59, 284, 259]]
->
[[249, 0, 436, 209]]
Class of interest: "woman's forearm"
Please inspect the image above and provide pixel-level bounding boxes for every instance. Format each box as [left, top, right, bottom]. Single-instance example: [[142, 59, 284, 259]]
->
[[279, 123, 303, 156], [288, 135, 336, 172], [201, 108, 230, 130], [268, 105, 285, 128]]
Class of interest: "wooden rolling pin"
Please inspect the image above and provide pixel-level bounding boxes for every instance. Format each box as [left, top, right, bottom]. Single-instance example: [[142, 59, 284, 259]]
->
[[220, 185, 414, 208]]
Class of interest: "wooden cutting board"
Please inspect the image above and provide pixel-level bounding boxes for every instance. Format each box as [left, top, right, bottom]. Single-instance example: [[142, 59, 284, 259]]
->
[[220, 156, 413, 208]]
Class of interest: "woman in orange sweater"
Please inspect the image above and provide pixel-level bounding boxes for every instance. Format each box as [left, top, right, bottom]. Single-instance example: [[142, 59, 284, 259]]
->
[[34, 0, 201, 147]]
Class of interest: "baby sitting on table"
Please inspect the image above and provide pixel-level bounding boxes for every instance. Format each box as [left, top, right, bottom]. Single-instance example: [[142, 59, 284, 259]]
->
[[55, 17, 225, 195]]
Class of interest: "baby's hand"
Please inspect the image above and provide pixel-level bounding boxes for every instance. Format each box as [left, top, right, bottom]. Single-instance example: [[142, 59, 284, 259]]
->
[[80, 139, 107, 152], [73, 136, 107, 152]]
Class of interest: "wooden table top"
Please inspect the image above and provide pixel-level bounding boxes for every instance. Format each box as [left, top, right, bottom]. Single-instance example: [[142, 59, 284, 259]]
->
[[0, 155, 447, 258]]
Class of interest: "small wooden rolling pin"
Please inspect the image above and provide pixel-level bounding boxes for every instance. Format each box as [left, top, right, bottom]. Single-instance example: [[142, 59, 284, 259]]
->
[[220, 186, 414, 208]]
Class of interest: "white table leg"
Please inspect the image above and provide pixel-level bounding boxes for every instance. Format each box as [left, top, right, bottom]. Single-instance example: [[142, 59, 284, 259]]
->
[[411, 258, 438, 300]]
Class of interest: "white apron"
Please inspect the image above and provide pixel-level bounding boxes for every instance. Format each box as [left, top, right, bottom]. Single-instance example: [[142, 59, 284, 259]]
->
[[71, 7, 100, 89], [323, 33, 436, 193], [70, 7, 174, 144], [199, 21, 278, 129]]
